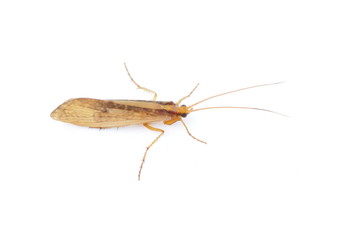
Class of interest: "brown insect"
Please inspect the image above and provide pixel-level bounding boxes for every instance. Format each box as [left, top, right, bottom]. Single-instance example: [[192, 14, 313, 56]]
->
[[51, 63, 284, 180]]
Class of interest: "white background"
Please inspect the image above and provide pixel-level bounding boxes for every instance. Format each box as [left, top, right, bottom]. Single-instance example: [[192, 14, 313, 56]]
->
[[1, 0, 359, 239]]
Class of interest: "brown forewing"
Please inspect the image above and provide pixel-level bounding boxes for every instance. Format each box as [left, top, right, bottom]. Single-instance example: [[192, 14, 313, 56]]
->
[[50, 98, 177, 128]]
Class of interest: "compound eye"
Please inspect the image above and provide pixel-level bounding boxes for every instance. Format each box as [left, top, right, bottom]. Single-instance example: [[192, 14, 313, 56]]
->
[[181, 104, 186, 107], [181, 113, 188, 118]]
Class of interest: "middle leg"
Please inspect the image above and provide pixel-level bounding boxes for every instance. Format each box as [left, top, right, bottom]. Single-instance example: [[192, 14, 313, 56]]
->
[[139, 123, 165, 180]]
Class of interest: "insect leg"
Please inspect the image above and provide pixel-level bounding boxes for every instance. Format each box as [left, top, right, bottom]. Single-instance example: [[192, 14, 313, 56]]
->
[[179, 118, 207, 144], [177, 83, 199, 105], [139, 123, 165, 180], [124, 63, 158, 100]]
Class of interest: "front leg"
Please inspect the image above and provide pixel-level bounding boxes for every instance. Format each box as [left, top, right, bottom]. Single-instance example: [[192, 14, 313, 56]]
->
[[164, 117, 206, 144]]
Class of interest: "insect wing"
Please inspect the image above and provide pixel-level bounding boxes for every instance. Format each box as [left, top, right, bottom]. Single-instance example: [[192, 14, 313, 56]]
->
[[51, 98, 172, 128]]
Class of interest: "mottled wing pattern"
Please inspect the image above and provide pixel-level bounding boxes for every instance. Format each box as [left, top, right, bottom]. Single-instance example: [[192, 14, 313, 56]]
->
[[51, 98, 173, 128]]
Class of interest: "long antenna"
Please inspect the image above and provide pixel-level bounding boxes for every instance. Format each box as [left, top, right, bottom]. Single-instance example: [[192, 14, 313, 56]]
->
[[188, 82, 284, 108], [190, 106, 288, 117]]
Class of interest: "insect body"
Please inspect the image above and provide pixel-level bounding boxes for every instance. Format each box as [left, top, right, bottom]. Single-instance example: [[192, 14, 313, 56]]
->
[[51, 63, 284, 180], [51, 99, 186, 128]]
